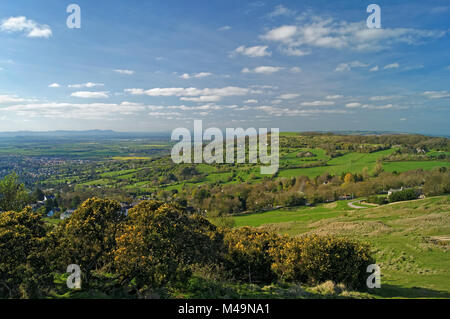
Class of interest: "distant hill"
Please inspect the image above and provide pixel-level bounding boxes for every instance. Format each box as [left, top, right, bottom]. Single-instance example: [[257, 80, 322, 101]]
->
[[0, 130, 170, 139]]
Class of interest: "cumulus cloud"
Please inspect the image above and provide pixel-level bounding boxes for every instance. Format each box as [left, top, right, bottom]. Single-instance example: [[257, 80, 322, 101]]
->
[[369, 95, 400, 101], [114, 69, 134, 75], [180, 96, 222, 102], [232, 45, 271, 57], [260, 16, 446, 55], [370, 66, 379, 72], [179, 72, 212, 79], [48, 83, 60, 88], [242, 66, 284, 74], [0, 102, 145, 120], [335, 61, 369, 72], [346, 102, 362, 108], [290, 67, 302, 73], [71, 91, 110, 99], [68, 82, 104, 88], [268, 5, 295, 18], [384, 63, 400, 69], [326, 95, 343, 100], [278, 93, 301, 100], [256, 105, 348, 117], [422, 91, 450, 99], [301, 101, 335, 106], [124, 87, 251, 102], [0, 16, 52, 38], [218, 25, 231, 31], [0, 94, 31, 103]]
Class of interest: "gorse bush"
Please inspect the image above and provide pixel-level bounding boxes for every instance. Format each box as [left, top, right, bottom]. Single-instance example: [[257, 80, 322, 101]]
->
[[0, 197, 375, 298], [223, 227, 279, 284], [0, 207, 52, 298], [292, 235, 374, 289], [222, 227, 374, 289], [114, 200, 224, 296]]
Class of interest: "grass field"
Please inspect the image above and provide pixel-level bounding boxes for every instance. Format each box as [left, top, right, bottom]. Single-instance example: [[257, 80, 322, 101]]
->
[[234, 196, 450, 298], [383, 161, 450, 173], [278, 149, 396, 178]]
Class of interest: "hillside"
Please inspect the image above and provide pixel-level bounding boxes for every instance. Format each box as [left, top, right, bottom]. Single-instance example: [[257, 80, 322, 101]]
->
[[235, 196, 450, 298]]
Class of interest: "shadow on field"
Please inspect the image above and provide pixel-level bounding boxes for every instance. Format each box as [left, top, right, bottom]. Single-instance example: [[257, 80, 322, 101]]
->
[[372, 284, 450, 299]]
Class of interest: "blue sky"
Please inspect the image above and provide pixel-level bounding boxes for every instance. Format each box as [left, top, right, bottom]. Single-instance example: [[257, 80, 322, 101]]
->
[[0, 0, 449, 135]]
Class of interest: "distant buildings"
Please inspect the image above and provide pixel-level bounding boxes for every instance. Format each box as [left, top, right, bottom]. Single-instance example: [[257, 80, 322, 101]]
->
[[388, 187, 404, 196], [60, 209, 75, 220]]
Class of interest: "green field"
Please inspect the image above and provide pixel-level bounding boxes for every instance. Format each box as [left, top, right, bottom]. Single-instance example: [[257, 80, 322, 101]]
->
[[234, 196, 450, 298], [278, 149, 396, 178], [383, 161, 450, 173]]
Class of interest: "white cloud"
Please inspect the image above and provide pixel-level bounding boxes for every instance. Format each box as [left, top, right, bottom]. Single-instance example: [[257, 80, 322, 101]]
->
[[0, 94, 30, 103], [269, 5, 295, 18], [370, 66, 379, 72], [180, 96, 222, 102], [48, 83, 60, 88], [71, 91, 110, 99], [0, 16, 52, 38], [1, 102, 145, 119], [179, 72, 212, 79], [256, 105, 349, 117], [68, 82, 104, 88], [244, 99, 258, 104], [279, 47, 310, 56], [369, 95, 400, 101], [361, 104, 395, 110], [218, 25, 231, 31], [114, 69, 134, 75], [290, 67, 302, 73], [384, 63, 400, 70], [278, 93, 301, 100], [346, 102, 362, 108], [335, 61, 369, 72], [242, 66, 284, 74], [261, 25, 298, 42], [301, 101, 335, 106], [232, 45, 271, 57], [422, 91, 450, 99], [326, 95, 343, 100], [260, 17, 446, 55], [125, 86, 250, 98]]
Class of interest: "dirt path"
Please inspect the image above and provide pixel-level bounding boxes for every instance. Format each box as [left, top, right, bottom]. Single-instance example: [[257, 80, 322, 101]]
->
[[348, 200, 367, 209]]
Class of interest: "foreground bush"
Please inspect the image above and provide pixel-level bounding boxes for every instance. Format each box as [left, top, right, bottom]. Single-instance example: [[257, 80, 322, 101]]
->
[[0, 208, 52, 298], [293, 235, 374, 289], [224, 228, 374, 289], [0, 197, 376, 298], [113, 201, 224, 296], [223, 227, 279, 284], [52, 198, 125, 285]]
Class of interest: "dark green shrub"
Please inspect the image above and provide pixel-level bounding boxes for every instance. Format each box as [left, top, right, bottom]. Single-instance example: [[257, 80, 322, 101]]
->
[[388, 189, 418, 203], [367, 195, 387, 205]]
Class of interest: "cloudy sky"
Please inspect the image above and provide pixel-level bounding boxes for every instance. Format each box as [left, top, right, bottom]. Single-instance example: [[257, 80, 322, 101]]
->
[[0, 0, 449, 135]]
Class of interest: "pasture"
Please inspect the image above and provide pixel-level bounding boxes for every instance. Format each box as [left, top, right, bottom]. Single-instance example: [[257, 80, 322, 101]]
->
[[234, 196, 450, 298]]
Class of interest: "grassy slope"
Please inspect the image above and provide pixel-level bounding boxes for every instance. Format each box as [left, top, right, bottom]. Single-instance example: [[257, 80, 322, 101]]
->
[[234, 196, 450, 298]]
